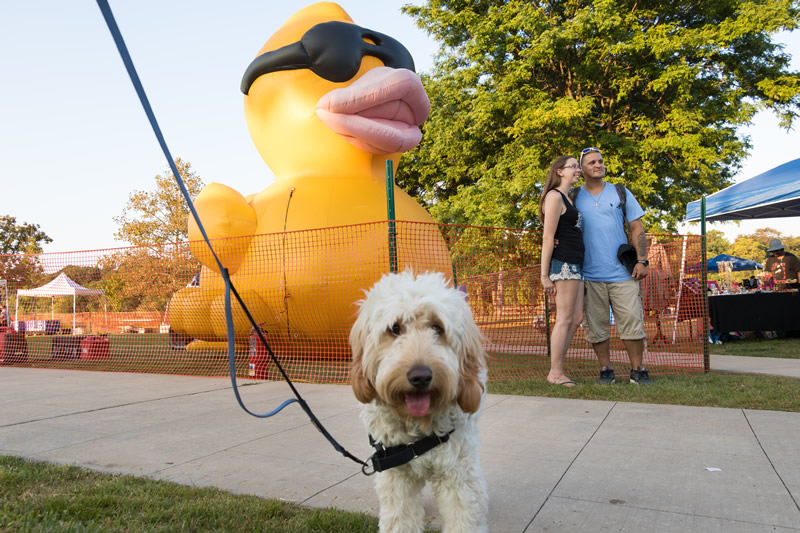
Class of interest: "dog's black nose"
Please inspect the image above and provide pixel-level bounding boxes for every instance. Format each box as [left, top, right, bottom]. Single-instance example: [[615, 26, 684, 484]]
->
[[407, 365, 433, 389]]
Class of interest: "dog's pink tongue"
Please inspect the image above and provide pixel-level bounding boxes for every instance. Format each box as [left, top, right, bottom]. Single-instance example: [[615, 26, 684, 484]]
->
[[405, 391, 431, 417]]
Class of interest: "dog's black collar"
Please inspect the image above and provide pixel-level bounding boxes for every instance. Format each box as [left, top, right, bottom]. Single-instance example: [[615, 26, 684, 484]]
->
[[364, 429, 455, 475]]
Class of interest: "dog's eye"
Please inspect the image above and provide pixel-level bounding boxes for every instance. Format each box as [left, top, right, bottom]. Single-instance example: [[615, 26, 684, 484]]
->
[[388, 323, 402, 336], [431, 324, 444, 336]]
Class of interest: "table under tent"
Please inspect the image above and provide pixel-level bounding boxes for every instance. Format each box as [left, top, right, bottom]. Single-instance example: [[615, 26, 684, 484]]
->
[[15, 273, 106, 333], [685, 157, 800, 338]]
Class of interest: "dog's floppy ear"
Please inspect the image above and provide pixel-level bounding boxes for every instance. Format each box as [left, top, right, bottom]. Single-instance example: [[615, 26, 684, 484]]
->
[[349, 314, 376, 404], [457, 319, 487, 414]]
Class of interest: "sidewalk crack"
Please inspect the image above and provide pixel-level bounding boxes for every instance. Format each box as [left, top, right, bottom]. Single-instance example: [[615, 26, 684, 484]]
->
[[298, 470, 364, 506], [0, 386, 233, 428], [523, 401, 618, 532], [742, 409, 800, 513]]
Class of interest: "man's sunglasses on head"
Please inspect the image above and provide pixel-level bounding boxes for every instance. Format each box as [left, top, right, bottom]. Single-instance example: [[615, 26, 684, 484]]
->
[[579, 147, 602, 166]]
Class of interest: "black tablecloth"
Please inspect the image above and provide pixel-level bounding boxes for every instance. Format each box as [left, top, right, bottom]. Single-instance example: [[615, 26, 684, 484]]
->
[[709, 291, 799, 332], [51, 335, 88, 359]]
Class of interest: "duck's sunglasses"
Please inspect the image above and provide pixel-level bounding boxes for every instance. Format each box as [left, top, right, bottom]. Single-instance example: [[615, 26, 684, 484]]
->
[[241, 21, 415, 94]]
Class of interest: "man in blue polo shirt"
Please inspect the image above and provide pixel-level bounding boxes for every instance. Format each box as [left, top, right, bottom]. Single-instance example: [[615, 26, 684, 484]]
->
[[575, 147, 652, 385]]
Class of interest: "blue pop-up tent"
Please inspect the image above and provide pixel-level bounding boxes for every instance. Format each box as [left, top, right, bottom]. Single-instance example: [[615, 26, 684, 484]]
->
[[706, 254, 762, 272], [686, 254, 762, 273], [686, 158, 800, 221]]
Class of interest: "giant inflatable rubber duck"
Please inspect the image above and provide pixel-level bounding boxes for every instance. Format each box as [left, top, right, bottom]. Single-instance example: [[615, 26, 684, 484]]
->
[[168, 2, 451, 344]]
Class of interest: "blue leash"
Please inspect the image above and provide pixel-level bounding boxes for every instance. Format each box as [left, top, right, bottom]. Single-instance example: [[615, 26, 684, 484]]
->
[[94, 0, 293, 419], [95, 0, 369, 469]]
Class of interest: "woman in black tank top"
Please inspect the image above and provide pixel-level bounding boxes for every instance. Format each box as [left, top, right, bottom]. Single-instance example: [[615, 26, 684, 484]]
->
[[538, 156, 585, 387]]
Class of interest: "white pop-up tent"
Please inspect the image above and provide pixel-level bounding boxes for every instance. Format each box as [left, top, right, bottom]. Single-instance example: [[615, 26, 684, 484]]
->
[[15, 273, 106, 332]]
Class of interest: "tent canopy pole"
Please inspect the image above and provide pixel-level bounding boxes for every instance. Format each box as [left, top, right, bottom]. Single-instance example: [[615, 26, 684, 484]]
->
[[701, 196, 709, 372]]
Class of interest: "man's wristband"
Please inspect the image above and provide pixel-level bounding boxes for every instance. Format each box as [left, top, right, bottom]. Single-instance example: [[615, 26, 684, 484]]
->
[[637, 259, 649, 267]]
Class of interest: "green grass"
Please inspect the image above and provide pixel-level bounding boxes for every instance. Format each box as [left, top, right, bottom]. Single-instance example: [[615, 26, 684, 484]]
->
[[488, 370, 800, 412], [0, 455, 381, 533], [21, 334, 353, 383], [708, 336, 800, 359], [23, 334, 248, 377]]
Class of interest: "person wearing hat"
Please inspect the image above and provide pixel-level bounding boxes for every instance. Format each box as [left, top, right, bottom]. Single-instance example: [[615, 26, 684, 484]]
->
[[764, 239, 800, 290]]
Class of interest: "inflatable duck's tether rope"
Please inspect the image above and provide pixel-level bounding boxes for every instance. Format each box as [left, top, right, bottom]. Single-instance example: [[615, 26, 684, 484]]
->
[[96, 0, 369, 470]]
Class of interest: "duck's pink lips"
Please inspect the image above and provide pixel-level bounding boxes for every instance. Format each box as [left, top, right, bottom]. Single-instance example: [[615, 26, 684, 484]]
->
[[316, 67, 431, 155]]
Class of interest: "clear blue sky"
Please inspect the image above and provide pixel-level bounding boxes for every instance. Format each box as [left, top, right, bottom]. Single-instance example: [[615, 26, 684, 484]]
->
[[1, 1, 798, 253]]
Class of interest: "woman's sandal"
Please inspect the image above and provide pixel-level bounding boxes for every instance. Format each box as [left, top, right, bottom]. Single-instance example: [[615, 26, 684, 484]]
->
[[548, 379, 577, 387]]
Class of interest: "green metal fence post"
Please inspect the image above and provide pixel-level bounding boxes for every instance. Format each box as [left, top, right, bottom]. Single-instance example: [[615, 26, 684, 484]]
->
[[386, 160, 398, 273]]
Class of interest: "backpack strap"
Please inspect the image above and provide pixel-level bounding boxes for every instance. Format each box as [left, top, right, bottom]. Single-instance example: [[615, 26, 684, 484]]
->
[[614, 183, 631, 240], [615, 183, 627, 226]]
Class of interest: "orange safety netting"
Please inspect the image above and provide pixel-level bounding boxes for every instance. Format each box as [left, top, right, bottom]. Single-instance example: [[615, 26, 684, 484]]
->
[[0, 222, 708, 382]]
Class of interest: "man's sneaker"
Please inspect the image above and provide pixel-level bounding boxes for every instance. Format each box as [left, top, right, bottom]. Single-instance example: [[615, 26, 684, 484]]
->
[[630, 367, 653, 385], [597, 367, 615, 384]]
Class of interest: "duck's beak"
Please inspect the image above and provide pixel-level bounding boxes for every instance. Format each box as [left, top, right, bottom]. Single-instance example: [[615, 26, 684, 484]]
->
[[316, 67, 431, 155]]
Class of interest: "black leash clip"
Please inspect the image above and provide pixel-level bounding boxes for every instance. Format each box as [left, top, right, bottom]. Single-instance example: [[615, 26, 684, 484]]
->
[[362, 460, 376, 476]]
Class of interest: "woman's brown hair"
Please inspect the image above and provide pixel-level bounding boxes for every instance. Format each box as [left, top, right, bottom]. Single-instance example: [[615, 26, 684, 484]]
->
[[537, 155, 575, 225]]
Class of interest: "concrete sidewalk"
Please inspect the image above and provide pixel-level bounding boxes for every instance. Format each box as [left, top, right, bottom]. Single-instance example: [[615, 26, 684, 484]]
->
[[1, 367, 799, 532], [711, 353, 800, 378]]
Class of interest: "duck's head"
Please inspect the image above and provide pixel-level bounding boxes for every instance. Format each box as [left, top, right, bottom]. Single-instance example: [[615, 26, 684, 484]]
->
[[241, 2, 430, 181]]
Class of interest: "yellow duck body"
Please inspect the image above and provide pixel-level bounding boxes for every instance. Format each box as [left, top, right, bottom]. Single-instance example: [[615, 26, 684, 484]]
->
[[168, 2, 451, 344]]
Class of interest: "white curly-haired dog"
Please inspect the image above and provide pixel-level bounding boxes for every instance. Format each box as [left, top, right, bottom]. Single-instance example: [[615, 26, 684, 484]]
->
[[350, 270, 488, 533]]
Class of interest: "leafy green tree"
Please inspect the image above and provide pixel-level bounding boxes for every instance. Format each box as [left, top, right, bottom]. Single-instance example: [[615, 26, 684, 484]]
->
[[0, 216, 51, 286], [113, 158, 205, 246], [59, 265, 103, 288], [706, 230, 730, 257], [0, 216, 52, 254], [730, 236, 765, 262], [399, 0, 800, 231], [0, 256, 45, 291], [744, 227, 784, 248], [782, 235, 800, 253], [99, 246, 199, 312]]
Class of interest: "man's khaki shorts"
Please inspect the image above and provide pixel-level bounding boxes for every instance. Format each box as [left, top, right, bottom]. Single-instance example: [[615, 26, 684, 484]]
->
[[584, 280, 646, 343]]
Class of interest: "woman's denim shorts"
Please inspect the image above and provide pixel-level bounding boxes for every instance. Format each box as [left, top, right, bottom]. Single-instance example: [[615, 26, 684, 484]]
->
[[549, 258, 584, 282]]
